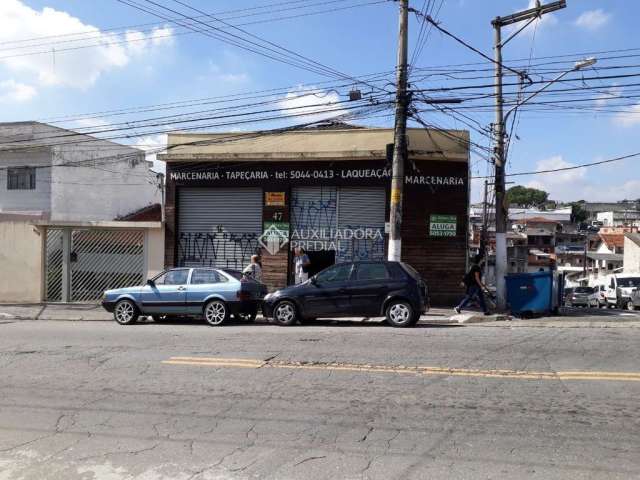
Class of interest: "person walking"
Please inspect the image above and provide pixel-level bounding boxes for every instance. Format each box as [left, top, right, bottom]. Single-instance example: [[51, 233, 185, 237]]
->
[[242, 254, 263, 283], [455, 255, 490, 315], [294, 247, 311, 284]]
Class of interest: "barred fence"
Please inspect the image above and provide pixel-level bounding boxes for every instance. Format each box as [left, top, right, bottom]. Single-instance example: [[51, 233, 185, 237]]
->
[[45, 228, 146, 302]]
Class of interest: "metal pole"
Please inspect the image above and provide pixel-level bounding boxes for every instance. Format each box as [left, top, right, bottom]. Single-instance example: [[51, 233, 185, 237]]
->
[[493, 20, 508, 310], [388, 0, 409, 262]]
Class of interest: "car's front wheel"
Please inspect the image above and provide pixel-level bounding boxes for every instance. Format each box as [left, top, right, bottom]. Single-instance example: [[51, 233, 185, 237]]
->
[[627, 300, 636, 311], [204, 300, 228, 326], [385, 300, 416, 328], [114, 299, 138, 325], [273, 300, 297, 326]]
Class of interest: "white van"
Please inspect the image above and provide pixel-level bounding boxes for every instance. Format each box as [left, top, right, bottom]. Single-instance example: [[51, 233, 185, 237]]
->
[[604, 274, 640, 309]]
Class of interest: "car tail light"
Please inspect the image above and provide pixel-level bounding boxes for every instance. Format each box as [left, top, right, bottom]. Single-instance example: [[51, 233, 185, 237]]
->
[[237, 290, 251, 301]]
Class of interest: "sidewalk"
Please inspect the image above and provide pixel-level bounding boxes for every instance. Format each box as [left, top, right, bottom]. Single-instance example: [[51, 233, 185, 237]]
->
[[1, 304, 639, 327]]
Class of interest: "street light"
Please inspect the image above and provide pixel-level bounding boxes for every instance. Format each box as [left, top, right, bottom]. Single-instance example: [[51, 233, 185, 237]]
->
[[503, 57, 598, 124]]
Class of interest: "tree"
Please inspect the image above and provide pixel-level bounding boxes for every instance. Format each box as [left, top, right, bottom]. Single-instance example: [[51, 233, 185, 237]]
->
[[506, 185, 549, 208], [570, 202, 589, 224]]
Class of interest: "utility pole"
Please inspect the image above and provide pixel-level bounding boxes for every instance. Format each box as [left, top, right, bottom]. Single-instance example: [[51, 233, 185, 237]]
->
[[491, 0, 566, 310], [481, 179, 489, 278], [388, 0, 409, 262]]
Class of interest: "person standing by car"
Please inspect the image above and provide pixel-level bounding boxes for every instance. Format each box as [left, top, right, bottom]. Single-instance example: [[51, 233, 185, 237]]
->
[[243, 254, 263, 283], [294, 247, 311, 284], [455, 255, 490, 315]]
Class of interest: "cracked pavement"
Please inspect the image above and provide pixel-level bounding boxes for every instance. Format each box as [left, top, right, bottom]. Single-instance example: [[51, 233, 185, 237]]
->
[[0, 319, 639, 479]]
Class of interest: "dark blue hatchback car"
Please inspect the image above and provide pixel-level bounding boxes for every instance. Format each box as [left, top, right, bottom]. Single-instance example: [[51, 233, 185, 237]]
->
[[262, 261, 428, 327]]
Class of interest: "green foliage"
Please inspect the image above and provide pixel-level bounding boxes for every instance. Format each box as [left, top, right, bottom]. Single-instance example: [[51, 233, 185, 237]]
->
[[570, 202, 589, 224], [506, 185, 549, 208]]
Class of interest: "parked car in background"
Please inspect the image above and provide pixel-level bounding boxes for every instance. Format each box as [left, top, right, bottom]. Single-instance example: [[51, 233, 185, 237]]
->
[[628, 288, 640, 311], [565, 286, 596, 307], [263, 261, 429, 328], [604, 274, 640, 309], [102, 268, 266, 325], [593, 284, 607, 308], [563, 288, 574, 305]]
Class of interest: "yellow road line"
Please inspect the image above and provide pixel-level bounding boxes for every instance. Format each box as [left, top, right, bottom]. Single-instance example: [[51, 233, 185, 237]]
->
[[161, 357, 640, 382]]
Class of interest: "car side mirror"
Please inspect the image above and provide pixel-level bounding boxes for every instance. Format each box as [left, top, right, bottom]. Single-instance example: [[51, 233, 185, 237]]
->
[[310, 277, 318, 286], [146, 279, 155, 287]]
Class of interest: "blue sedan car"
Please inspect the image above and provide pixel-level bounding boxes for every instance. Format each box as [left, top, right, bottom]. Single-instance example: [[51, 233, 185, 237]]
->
[[102, 268, 266, 326]]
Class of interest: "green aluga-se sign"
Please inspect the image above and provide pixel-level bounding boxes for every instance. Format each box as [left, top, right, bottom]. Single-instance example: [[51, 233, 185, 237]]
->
[[429, 214, 457, 237]]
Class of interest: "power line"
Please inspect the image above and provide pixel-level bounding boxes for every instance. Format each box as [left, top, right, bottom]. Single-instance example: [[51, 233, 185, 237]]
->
[[0, 95, 391, 150], [471, 152, 640, 179]]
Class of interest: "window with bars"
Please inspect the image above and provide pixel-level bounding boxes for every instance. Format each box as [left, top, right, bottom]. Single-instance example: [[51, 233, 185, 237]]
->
[[7, 167, 36, 190]]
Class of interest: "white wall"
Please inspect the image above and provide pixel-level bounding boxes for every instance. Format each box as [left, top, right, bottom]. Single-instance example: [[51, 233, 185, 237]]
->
[[596, 212, 613, 226], [624, 237, 640, 273], [0, 221, 43, 302], [51, 141, 160, 221]]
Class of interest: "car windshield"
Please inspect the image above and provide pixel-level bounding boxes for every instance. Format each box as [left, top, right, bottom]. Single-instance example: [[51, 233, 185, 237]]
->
[[618, 277, 640, 288], [315, 264, 353, 283], [574, 287, 594, 294]]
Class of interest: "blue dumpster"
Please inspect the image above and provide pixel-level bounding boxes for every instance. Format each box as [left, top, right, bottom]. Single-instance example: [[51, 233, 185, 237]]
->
[[505, 271, 564, 316]]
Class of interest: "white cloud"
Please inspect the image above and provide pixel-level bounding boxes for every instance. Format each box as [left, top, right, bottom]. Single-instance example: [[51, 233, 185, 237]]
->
[[613, 103, 640, 128], [575, 9, 611, 30], [528, 155, 585, 186], [0, 79, 36, 103], [278, 87, 348, 124], [0, 0, 174, 90]]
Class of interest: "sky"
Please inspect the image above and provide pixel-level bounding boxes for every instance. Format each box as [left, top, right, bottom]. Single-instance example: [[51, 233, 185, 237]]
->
[[0, 0, 639, 203]]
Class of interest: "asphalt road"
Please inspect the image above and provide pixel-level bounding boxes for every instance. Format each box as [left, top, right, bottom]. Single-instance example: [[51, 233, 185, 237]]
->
[[1, 318, 639, 480]]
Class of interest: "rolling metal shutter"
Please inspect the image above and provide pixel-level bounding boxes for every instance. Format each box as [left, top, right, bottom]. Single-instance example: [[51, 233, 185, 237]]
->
[[291, 186, 338, 251], [177, 187, 262, 269], [337, 187, 386, 261], [291, 186, 385, 261]]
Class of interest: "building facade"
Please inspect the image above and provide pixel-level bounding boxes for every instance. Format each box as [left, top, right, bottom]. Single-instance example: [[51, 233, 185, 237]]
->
[[160, 127, 470, 305], [0, 122, 159, 221], [623, 233, 640, 273]]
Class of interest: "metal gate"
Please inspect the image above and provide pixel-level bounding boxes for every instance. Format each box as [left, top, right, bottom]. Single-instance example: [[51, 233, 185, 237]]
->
[[177, 187, 263, 269], [45, 228, 145, 302], [45, 228, 64, 302]]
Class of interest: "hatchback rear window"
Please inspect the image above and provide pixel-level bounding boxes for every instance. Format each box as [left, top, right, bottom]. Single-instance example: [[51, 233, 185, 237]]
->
[[574, 287, 594, 293], [400, 262, 421, 280]]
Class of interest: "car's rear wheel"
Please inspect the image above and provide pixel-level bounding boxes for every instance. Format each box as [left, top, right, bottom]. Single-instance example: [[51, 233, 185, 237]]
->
[[114, 299, 138, 325], [627, 300, 636, 311], [204, 300, 228, 326], [273, 300, 297, 326], [385, 300, 416, 328]]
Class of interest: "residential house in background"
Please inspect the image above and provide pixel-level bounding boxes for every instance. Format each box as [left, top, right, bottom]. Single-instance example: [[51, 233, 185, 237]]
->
[[0, 122, 160, 221], [0, 122, 163, 303], [580, 201, 639, 222], [597, 210, 640, 227]]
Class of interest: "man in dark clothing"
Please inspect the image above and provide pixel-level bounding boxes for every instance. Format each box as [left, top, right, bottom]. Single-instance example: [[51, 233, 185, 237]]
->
[[455, 255, 490, 315]]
